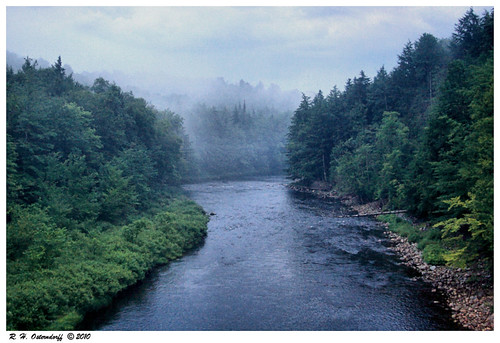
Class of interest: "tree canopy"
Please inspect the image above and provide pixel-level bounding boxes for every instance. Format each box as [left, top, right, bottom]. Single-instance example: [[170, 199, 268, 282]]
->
[[6, 56, 208, 330], [286, 8, 493, 268]]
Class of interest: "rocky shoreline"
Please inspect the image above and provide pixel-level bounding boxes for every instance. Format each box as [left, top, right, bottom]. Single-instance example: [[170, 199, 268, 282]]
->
[[288, 183, 494, 331], [384, 229, 494, 330]]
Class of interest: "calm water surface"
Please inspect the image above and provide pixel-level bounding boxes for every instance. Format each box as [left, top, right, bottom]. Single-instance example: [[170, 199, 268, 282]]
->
[[82, 177, 460, 330]]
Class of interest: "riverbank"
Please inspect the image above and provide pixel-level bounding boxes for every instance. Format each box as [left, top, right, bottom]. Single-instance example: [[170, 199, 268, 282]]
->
[[7, 197, 209, 331], [384, 228, 494, 330], [287, 183, 494, 331]]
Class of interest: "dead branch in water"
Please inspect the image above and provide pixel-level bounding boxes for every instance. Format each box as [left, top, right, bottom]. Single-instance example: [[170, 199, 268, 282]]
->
[[336, 210, 407, 218]]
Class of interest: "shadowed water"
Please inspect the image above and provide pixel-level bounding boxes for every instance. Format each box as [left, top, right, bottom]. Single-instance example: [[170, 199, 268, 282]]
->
[[81, 177, 460, 331]]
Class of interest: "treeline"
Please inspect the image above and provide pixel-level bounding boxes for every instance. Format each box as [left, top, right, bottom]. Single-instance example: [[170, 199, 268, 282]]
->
[[286, 8, 493, 268], [6, 57, 208, 329], [187, 102, 291, 180], [158, 77, 300, 116]]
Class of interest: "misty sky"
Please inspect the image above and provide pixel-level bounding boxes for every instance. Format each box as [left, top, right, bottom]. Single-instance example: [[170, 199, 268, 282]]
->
[[5, 5, 493, 94]]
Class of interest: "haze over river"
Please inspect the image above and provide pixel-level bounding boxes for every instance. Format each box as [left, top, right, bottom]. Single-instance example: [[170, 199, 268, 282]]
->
[[83, 177, 459, 330]]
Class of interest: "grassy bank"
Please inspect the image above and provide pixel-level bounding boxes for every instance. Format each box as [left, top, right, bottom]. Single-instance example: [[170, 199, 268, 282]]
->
[[377, 214, 449, 266], [7, 196, 208, 331], [6, 61, 211, 331], [377, 213, 494, 330]]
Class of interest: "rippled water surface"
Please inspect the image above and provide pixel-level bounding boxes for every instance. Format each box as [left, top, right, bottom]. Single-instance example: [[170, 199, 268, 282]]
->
[[83, 177, 459, 330]]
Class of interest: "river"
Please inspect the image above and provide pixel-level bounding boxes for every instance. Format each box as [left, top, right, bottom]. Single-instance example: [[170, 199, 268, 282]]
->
[[81, 176, 460, 330]]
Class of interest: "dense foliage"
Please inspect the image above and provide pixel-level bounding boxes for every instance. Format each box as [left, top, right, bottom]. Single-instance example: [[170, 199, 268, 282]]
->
[[286, 8, 493, 268], [6, 58, 209, 330]]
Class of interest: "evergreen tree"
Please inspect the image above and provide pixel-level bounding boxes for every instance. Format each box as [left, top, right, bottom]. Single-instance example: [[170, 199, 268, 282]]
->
[[451, 8, 482, 60], [51, 56, 66, 96], [368, 66, 390, 123], [285, 7, 493, 268]]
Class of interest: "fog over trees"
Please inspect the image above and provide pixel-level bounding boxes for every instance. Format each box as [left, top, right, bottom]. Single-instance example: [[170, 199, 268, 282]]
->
[[7, 50, 300, 180], [5, 6, 494, 331]]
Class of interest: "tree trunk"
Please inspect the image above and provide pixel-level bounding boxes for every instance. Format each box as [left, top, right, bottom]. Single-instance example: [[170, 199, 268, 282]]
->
[[322, 152, 328, 182], [335, 209, 407, 218]]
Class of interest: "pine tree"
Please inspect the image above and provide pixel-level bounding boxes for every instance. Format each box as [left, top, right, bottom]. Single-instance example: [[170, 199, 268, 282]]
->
[[451, 8, 482, 60]]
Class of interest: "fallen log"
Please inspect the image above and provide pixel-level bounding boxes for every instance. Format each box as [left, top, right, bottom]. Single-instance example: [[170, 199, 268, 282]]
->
[[336, 209, 407, 218]]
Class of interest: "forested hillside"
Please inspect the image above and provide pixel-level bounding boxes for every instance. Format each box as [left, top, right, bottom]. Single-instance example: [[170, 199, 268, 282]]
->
[[286, 8, 493, 268], [7, 51, 296, 182], [187, 102, 290, 180], [5, 6, 494, 331], [6, 57, 209, 330]]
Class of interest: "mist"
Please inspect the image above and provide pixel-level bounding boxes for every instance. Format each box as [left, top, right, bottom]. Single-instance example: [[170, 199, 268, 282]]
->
[[7, 49, 298, 180], [6, 5, 491, 180], [6, 6, 486, 93], [6, 5, 494, 332]]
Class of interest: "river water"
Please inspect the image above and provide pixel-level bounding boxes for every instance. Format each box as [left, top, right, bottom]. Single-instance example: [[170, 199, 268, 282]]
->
[[82, 177, 460, 331]]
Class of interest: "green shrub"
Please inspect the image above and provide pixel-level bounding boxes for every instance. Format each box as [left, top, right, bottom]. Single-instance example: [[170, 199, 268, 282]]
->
[[377, 214, 415, 239], [378, 214, 448, 265], [422, 243, 447, 265], [418, 228, 442, 249], [48, 311, 82, 331], [7, 197, 208, 331]]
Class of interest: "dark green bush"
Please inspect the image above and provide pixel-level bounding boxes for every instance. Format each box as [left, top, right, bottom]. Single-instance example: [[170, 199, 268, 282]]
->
[[6, 199, 208, 330], [377, 214, 447, 265], [422, 243, 447, 265]]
